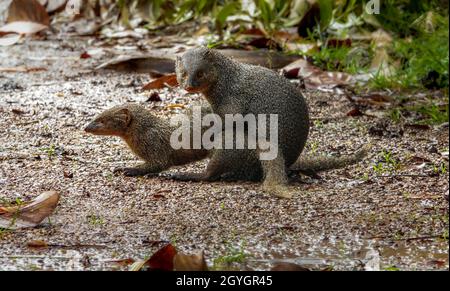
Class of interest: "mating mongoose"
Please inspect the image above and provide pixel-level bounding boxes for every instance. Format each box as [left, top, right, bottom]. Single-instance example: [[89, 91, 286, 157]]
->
[[174, 47, 309, 196], [85, 104, 367, 178], [84, 103, 209, 176]]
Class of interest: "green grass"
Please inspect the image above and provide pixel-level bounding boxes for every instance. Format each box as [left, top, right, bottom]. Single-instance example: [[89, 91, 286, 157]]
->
[[87, 214, 105, 226], [213, 240, 248, 270], [40, 144, 57, 159], [373, 150, 401, 175]]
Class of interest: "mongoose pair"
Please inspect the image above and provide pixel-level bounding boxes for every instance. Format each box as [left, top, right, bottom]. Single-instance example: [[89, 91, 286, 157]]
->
[[85, 103, 367, 181], [86, 48, 367, 197]]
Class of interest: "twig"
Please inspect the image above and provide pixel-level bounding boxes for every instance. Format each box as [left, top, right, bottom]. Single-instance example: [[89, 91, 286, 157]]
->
[[365, 235, 445, 241]]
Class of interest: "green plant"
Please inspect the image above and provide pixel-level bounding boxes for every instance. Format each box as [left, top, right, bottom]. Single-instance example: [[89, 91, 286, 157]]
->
[[433, 163, 448, 175], [308, 141, 319, 155], [87, 214, 105, 226], [373, 150, 400, 174], [313, 119, 324, 129], [213, 240, 248, 270], [389, 108, 403, 123], [40, 144, 57, 159], [383, 265, 400, 271], [413, 102, 449, 125]]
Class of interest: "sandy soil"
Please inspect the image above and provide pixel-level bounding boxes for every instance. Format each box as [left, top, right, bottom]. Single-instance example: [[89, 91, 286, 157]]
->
[[0, 37, 448, 271]]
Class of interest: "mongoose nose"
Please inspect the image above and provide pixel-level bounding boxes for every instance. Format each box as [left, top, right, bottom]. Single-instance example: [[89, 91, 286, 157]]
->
[[84, 122, 97, 133]]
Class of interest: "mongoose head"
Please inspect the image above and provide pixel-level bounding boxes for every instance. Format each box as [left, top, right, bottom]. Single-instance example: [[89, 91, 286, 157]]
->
[[175, 47, 219, 93], [84, 105, 133, 137]]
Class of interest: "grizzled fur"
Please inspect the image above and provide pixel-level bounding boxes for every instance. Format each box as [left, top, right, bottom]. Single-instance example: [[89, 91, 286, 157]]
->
[[84, 103, 209, 176], [175, 47, 310, 195], [85, 103, 368, 179]]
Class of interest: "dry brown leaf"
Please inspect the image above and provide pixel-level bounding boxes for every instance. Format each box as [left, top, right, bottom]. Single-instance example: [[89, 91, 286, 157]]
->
[[142, 74, 178, 91], [27, 240, 49, 248], [0, 191, 60, 229], [0, 21, 48, 35], [282, 58, 353, 89], [0, 0, 49, 45], [45, 0, 67, 13], [6, 0, 49, 26], [95, 53, 175, 75], [106, 258, 136, 267], [130, 243, 178, 271], [174, 251, 208, 271]]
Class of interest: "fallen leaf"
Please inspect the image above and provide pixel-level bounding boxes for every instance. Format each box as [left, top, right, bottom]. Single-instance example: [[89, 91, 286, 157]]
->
[[0, 21, 47, 35], [106, 258, 135, 267], [45, 0, 67, 13], [142, 74, 178, 91], [11, 108, 26, 115], [174, 251, 208, 271], [95, 53, 175, 75], [6, 0, 49, 26], [326, 38, 352, 48], [0, 191, 60, 230], [346, 108, 363, 117], [282, 58, 353, 89], [130, 243, 177, 271], [147, 243, 177, 271], [0, 33, 21, 46], [80, 51, 91, 59], [63, 171, 73, 178], [146, 92, 162, 102], [247, 37, 282, 51], [405, 124, 431, 130], [27, 240, 49, 248]]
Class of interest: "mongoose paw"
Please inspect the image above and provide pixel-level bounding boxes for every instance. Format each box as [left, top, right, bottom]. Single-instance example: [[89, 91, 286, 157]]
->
[[114, 167, 148, 177], [168, 172, 205, 182], [262, 185, 294, 199]]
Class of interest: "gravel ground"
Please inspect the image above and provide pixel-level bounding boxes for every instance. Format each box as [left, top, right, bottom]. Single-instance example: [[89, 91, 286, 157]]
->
[[0, 37, 448, 271]]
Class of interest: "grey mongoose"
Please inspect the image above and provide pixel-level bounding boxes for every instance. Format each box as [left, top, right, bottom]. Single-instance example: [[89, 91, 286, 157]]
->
[[84, 102, 367, 193], [174, 47, 310, 197]]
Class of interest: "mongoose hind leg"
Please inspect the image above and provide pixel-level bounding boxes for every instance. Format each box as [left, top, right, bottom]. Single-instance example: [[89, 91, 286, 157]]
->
[[114, 163, 164, 177], [169, 149, 246, 182], [261, 153, 294, 199]]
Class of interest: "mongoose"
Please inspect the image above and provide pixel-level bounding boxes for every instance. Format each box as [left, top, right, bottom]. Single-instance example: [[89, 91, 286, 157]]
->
[[85, 103, 368, 177], [84, 103, 209, 176], [174, 47, 309, 196]]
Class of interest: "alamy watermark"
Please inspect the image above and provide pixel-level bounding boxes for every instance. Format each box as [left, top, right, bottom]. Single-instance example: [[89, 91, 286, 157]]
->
[[169, 106, 279, 161], [366, 0, 380, 15]]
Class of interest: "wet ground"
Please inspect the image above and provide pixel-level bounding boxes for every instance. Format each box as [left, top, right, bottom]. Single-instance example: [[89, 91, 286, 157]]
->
[[0, 37, 448, 270]]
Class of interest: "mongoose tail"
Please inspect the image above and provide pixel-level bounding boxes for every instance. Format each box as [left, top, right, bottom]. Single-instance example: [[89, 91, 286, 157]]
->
[[291, 144, 371, 173]]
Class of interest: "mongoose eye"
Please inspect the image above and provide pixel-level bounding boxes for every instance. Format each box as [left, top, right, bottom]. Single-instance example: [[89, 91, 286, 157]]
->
[[196, 71, 204, 79]]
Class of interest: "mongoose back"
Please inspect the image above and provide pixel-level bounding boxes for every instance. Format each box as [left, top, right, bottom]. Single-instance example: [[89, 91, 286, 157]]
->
[[85, 104, 367, 178], [175, 47, 310, 196]]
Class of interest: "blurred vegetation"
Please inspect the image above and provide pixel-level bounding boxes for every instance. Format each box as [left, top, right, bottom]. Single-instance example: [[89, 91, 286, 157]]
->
[[116, 0, 448, 92]]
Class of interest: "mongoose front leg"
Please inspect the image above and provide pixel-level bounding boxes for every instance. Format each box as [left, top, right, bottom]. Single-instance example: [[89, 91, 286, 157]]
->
[[114, 163, 164, 177], [168, 150, 228, 182]]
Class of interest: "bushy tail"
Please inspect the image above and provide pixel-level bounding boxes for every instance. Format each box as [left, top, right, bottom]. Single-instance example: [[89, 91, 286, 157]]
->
[[290, 144, 371, 173]]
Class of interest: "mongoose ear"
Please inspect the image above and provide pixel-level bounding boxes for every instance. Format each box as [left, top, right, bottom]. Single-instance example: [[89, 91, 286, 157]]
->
[[117, 108, 132, 126], [204, 48, 213, 58]]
